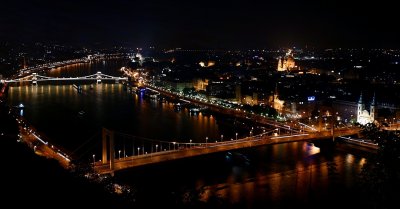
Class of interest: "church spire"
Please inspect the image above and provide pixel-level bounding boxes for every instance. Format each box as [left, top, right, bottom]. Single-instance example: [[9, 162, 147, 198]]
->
[[371, 92, 376, 106], [358, 92, 363, 104]]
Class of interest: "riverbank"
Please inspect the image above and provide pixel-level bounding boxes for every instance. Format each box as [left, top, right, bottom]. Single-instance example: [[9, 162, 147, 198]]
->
[[1, 102, 134, 208]]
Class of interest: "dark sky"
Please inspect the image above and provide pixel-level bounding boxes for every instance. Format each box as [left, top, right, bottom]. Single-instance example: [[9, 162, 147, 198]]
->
[[0, 0, 398, 49]]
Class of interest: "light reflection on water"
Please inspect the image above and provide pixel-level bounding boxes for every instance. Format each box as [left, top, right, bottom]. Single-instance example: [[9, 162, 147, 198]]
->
[[303, 142, 320, 155], [199, 146, 366, 206]]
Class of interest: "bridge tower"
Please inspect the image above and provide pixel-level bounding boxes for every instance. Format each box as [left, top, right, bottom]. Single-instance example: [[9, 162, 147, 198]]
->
[[102, 128, 115, 171], [96, 71, 102, 84], [32, 73, 37, 85], [23, 56, 27, 69]]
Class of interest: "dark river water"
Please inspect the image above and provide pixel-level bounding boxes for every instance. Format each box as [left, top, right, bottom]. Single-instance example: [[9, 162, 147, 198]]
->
[[7, 60, 373, 208]]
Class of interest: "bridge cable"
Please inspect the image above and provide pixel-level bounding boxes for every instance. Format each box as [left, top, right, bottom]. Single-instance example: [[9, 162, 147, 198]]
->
[[70, 130, 100, 159]]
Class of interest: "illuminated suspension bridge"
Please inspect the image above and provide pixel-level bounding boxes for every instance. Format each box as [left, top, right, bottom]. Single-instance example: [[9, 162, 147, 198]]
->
[[90, 127, 360, 175], [4, 71, 128, 84]]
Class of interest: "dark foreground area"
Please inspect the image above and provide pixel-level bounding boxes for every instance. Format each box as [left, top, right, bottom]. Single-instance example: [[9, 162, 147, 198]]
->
[[0, 104, 134, 208]]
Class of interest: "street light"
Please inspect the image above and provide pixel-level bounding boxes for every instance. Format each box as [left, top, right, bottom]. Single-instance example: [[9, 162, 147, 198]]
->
[[137, 147, 140, 156], [92, 154, 95, 166], [173, 142, 176, 150], [221, 134, 223, 142], [189, 139, 192, 148], [156, 144, 158, 152], [235, 132, 238, 140], [205, 137, 208, 147], [118, 150, 121, 160]]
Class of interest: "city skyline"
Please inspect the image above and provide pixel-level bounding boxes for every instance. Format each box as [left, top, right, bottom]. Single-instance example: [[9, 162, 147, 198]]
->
[[1, 1, 400, 209], [1, 0, 399, 49], [2, 47, 399, 209]]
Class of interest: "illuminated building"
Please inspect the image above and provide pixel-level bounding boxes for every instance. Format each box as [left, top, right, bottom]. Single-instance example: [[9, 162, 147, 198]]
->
[[357, 93, 376, 125], [193, 79, 209, 91], [199, 61, 215, 68], [270, 84, 284, 112], [277, 49, 297, 72]]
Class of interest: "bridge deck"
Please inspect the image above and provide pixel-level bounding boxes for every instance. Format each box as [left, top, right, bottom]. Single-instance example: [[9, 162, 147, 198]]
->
[[94, 128, 359, 174]]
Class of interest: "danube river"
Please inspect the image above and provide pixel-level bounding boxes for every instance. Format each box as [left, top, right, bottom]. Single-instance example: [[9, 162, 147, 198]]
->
[[7, 60, 372, 208]]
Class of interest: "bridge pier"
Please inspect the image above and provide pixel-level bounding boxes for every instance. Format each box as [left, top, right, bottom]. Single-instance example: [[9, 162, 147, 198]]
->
[[32, 73, 37, 85], [96, 71, 102, 84], [102, 128, 115, 171]]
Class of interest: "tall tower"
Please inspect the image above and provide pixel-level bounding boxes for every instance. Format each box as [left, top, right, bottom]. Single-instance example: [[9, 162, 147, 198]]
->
[[272, 83, 284, 112], [273, 83, 279, 102], [370, 92, 376, 121], [277, 58, 283, 71], [252, 92, 258, 106], [23, 56, 27, 69], [235, 85, 242, 104], [357, 92, 364, 122]]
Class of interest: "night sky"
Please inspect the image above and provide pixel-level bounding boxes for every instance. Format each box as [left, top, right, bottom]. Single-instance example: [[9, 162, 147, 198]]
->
[[0, 0, 398, 49]]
